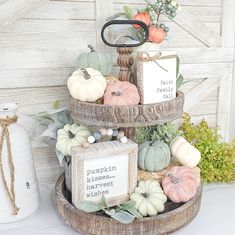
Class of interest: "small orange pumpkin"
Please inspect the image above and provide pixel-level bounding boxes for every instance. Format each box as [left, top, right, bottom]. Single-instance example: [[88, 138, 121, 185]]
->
[[103, 81, 140, 106], [162, 166, 200, 203], [148, 26, 167, 43], [132, 12, 151, 29]]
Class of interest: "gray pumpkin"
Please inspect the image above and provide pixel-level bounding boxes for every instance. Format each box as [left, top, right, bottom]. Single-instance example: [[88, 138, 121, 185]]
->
[[75, 45, 113, 76], [138, 141, 171, 172]]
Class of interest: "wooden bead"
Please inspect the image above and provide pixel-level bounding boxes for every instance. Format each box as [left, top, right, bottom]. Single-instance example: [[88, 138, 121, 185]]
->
[[117, 131, 125, 139], [82, 142, 91, 148], [113, 129, 119, 137], [120, 136, 128, 143], [107, 128, 114, 136], [100, 128, 107, 135], [93, 131, 102, 141], [87, 136, 95, 144]]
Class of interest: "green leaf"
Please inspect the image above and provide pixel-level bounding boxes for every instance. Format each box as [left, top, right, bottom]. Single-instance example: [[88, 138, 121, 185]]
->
[[99, 195, 108, 209], [53, 100, 61, 109], [126, 208, 143, 219], [111, 211, 135, 224], [121, 200, 136, 210], [104, 209, 116, 216], [77, 201, 102, 213], [123, 6, 134, 19], [176, 74, 184, 89], [176, 56, 180, 77]]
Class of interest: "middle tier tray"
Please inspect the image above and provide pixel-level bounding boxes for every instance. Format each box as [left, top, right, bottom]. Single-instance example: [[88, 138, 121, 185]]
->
[[71, 91, 184, 128]]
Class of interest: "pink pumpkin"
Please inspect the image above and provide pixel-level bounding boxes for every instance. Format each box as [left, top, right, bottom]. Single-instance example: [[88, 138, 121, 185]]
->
[[103, 81, 140, 106], [132, 12, 151, 29], [148, 26, 167, 44], [162, 166, 200, 203]]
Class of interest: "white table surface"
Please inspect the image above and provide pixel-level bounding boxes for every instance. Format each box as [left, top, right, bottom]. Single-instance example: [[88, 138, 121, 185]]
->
[[0, 183, 235, 235]]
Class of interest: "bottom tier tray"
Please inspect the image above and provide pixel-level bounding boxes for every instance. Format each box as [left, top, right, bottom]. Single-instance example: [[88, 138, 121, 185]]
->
[[55, 174, 202, 235]]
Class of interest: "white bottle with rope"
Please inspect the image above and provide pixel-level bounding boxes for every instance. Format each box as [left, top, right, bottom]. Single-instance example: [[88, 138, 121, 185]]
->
[[0, 103, 40, 223]]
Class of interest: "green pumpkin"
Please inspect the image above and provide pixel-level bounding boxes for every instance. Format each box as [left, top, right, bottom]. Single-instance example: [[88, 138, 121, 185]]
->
[[75, 45, 113, 76], [138, 141, 171, 172]]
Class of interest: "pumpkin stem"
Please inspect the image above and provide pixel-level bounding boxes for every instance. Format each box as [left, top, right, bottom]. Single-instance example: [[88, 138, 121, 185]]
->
[[141, 193, 148, 198], [81, 68, 91, 80], [68, 130, 76, 139], [167, 174, 179, 184], [88, 45, 95, 52], [111, 91, 122, 96]]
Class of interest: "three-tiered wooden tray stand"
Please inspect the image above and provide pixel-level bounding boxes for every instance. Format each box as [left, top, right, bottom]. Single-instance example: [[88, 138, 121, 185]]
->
[[55, 50, 202, 235]]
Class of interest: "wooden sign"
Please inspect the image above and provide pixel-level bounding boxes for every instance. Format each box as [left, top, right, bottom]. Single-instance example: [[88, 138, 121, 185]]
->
[[137, 51, 177, 104], [71, 140, 138, 207]]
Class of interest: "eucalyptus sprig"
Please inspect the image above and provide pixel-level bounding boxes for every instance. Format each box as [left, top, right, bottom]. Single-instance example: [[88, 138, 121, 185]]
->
[[77, 195, 143, 224]]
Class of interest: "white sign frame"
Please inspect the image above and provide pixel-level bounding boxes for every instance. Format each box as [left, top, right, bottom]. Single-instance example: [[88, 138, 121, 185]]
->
[[137, 51, 177, 104], [71, 140, 138, 208]]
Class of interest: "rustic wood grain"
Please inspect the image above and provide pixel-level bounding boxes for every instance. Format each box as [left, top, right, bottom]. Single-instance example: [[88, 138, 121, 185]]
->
[[55, 174, 202, 235], [71, 91, 184, 128], [117, 48, 135, 84]]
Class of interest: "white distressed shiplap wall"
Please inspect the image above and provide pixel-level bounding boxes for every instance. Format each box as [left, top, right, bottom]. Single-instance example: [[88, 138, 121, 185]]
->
[[0, 0, 234, 185]]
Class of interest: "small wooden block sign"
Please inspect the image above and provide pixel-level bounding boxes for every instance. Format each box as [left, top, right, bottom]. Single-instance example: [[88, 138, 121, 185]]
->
[[71, 140, 138, 208], [137, 51, 177, 104]]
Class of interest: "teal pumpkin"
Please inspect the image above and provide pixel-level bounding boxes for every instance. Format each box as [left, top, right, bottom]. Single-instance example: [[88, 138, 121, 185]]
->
[[75, 45, 113, 76], [138, 141, 171, 172]]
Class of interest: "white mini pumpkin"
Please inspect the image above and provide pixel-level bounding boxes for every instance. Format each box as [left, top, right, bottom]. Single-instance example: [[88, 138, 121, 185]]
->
[[130, 180, 167, 217], [170, 136, 201, 168], [67, 68, 107, 102], [56, 124, 91, 156]]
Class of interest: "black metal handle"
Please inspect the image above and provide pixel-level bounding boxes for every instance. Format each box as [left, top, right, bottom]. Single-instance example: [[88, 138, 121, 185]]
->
[[101, 20, 149, 48]]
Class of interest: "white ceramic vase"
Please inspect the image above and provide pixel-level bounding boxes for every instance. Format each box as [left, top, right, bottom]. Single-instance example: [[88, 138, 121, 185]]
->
[[0, 103, 40, 223]]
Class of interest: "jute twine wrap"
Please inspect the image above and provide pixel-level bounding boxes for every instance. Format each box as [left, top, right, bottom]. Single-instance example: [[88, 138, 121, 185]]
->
[[0, 115, 19, 215]]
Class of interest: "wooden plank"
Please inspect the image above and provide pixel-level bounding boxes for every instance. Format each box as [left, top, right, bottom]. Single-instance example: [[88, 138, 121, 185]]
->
[[221, 0, 234, 141], [25, 1, 221, 22], [114, 0, 221, 7], [114, 5, 221, 22], [36, 165, 63, 185], [184, 78, 220, 111], [0, 67, 73, 89], [173, 7, 221, 47], [27, 1, 96, 20], [0, 0, 49, 30], [3, 19, 96, 34], [95, 0, 113, 48], [0, 86, 70, 115], [218, 75, 233, 142]]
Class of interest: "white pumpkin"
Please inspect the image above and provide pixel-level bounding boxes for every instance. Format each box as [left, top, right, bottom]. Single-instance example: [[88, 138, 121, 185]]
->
[[56, 124, 91, 156], [67, 68, 107, 102], [170, 136, 201, 168], [130, 180, 167, 217]]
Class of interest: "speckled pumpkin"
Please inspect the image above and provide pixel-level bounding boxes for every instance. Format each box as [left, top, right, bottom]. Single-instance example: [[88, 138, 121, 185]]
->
[[162, 166, 200, 203], [103, 81, 140, 106]]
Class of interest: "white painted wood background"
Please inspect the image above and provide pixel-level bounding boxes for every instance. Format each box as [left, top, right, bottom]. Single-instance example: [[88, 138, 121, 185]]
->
[[0, 0, 234, 185]]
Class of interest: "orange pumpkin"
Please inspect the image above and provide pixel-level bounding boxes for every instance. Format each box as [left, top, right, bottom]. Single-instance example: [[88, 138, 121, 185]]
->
[[103, 81, 140, 106], [132, 12, 151, 29], [148, 26, 167, 43], [162, 166, 200, 203]]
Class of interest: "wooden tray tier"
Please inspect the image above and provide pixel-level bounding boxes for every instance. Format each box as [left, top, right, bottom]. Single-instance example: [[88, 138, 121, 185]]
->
[[71, 91, 184, 128], [56, 174, 202, 235]]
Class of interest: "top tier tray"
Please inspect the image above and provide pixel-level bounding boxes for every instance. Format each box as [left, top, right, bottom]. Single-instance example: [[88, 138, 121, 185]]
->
[[71, 91, 184, 128]]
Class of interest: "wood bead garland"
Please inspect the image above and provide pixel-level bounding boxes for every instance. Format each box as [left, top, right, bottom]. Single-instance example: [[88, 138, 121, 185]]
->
[[85, 128, 128, 147]]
